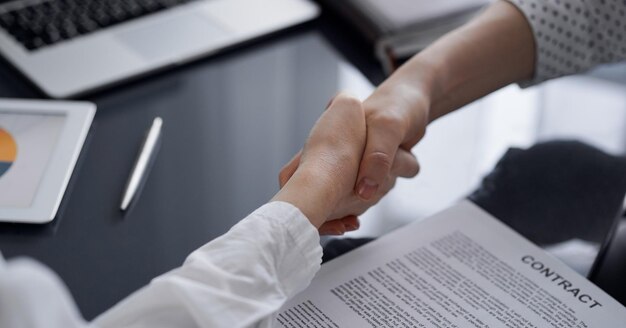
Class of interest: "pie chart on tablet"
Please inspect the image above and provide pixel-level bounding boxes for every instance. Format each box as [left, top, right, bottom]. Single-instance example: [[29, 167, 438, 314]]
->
[[0, 128, 16, 177]]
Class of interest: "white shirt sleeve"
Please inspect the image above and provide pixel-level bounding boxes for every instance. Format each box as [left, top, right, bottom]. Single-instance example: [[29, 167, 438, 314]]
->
[[506, 0, 626, 86], [0, 201, 322, 328]]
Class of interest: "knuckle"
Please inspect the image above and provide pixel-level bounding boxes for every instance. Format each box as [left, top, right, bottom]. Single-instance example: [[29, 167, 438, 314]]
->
[[369, 113, 408, 143], [369, 111, 404, 130], [367, 151, 394, 171], [335, 93, 362, 109]]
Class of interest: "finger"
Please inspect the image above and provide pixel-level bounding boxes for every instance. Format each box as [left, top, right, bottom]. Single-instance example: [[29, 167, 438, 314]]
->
[[278, 151, 301, 188], [341, 215, 360, 231], [390, 149, 420, 178], [319, 216, 360, 235], [355, 112, 404, 200], [319, 220, 346, 235]]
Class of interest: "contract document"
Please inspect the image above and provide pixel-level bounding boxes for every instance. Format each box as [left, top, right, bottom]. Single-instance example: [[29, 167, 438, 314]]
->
[[275, 201, 626, 327]]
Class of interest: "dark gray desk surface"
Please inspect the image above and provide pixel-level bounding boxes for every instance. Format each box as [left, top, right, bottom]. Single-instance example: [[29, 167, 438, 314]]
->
[[0, 16, 379, 319], [1, 11, 625, 320]]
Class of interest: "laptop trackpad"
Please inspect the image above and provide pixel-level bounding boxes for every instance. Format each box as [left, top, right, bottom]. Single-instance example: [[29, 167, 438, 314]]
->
[[116, 14, 229, 62]]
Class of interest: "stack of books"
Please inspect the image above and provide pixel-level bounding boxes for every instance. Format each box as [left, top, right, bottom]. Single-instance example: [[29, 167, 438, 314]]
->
[[320, 0, 490, 74]]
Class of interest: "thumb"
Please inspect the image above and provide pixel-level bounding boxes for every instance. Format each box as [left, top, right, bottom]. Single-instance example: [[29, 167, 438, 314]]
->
[[355, 117, 404, 200]]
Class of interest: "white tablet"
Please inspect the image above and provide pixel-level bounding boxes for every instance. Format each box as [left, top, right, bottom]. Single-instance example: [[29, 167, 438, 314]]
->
[[0, 99, 95, 223]]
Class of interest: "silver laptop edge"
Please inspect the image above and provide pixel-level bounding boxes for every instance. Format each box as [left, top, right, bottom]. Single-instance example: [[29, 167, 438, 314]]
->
[[0, 0, 319, 98]]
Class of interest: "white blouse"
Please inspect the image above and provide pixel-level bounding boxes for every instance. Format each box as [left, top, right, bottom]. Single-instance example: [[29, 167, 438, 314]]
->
[[0, 202, 322, 328], [508, 0, 626, 85]]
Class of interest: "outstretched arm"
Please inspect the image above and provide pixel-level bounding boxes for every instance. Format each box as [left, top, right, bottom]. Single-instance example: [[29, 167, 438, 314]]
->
[[278, 1, 535, 230], [355, 0, 626, 200], [355, 0, 535, 200], [97, 94, 372, 327], [1, 94, 372, 328]]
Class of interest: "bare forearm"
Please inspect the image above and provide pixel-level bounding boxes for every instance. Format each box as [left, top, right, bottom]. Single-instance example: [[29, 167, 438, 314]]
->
[[354, 0, 626, 201], [371, 1, 535, 123]]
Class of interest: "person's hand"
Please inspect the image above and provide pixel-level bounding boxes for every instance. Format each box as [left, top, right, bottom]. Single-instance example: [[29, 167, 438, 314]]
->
[[272, 93, 367, 232], [276, 93, 421, 235], [354, 83, 428, 201], [278, 0, 538, 232]]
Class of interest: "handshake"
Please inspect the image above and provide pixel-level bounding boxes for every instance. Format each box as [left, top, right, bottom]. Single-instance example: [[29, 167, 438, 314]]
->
[[272, 92, 426, 235]]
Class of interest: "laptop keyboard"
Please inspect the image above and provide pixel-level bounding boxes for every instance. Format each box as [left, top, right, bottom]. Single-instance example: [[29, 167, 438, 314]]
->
[[0, 0, 197, 51]]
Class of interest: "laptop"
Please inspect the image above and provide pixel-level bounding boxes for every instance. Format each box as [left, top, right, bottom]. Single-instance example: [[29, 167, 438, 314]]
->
[[0, 0, 319, 98]]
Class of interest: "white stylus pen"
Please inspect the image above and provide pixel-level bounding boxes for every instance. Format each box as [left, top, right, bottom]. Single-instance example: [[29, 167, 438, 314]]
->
[[120, 117, 163, 211]]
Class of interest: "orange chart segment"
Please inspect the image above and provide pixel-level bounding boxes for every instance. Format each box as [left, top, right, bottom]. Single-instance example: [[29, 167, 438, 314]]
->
[[0, 128, 16, 177], [0, 128, 17, 161]]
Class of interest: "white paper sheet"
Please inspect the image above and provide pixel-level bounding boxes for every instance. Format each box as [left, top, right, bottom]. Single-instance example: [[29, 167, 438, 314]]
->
[[275, 201, 626, 327]]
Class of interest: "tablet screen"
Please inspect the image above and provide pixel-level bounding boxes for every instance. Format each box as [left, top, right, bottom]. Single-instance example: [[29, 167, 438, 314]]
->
[[0, 112, 66, 208]]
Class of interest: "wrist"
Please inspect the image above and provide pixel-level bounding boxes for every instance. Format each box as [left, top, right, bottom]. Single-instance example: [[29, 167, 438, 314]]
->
[[391, 54, 446, 123], [271, 166, 338, 229], [365, 63, 436, 145]]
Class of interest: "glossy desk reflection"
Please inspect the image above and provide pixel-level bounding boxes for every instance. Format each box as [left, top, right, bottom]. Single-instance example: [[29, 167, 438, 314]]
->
[[1, 20, 626, 320], [0, 31, 357, 320]]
